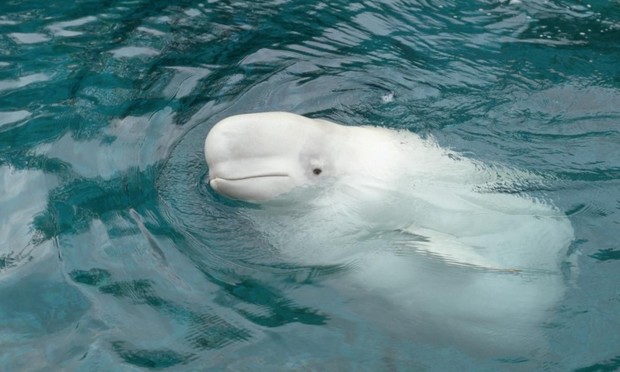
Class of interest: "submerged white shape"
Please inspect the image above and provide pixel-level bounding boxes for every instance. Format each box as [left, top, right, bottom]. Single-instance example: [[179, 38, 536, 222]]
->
[[137, 26, 166, 36], [184, 8, 202, 17], [9, 33, 51, 44], [47, 16, 97, 37], [43, 107, 177, 179], [0, 18, 18, 26], [0, 110, 31, 128], [0, 73, 50, 92], [110, 46, 160, 58], [0, 166, 56, 278], [163, 66, 211, 99], [204, 111, 575, 356]]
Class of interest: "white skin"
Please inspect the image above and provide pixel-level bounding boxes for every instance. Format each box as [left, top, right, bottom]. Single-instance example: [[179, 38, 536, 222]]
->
[[204, 112, 570, 268], [204, 112, 575, 356]]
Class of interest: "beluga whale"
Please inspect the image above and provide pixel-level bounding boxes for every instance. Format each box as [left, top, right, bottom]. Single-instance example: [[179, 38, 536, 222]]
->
[[204, 111, 575, 357]]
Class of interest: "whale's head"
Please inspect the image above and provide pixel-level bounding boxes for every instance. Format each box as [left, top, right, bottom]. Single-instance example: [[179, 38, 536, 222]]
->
[[204, 112, 353, 202]]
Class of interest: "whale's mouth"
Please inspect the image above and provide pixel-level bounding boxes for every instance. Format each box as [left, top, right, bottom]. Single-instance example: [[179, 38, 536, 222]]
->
[[209, 173, 289, 182], [208, 173, 293, 201]]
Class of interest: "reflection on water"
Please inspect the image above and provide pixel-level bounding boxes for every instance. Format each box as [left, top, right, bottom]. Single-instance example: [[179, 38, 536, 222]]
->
[[0, 167, 53, 271], [1, 0, 619, 369]]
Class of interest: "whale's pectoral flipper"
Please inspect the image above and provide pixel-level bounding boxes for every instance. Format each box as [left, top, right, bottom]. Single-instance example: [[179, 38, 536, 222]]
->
[[395, 227, 521, 273]]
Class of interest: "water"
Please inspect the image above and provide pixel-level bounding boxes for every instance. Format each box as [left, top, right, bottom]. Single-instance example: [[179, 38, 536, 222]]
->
[[1, 0, 619, 370]]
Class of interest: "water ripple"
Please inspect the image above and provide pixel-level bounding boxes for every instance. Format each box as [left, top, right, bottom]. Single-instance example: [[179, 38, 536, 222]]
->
[[0, 0, 619, 369]]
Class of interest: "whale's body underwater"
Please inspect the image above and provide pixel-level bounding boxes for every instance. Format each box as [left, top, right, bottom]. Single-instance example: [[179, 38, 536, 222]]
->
[[204, 112, 575, 356]]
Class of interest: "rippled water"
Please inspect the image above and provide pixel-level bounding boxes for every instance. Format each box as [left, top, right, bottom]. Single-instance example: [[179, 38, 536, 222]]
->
[[1, 0, 619, 370]]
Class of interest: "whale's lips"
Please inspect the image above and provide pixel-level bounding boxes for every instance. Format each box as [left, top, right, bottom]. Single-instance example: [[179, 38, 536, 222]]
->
[[207, 171, 294, 201], [208, 172, 289, 183]]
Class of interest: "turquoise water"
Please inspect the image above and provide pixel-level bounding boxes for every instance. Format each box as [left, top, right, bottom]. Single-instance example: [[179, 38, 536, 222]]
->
[[1, 0, 619, 370]]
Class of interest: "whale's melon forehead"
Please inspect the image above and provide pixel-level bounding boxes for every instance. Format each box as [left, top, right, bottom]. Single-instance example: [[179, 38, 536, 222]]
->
[[206, 112, 333, 157], [213, 111, 330, 137]]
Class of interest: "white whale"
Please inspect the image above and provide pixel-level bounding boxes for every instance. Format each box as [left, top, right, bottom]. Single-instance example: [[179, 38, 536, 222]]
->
[[204, 111, 575, 356]]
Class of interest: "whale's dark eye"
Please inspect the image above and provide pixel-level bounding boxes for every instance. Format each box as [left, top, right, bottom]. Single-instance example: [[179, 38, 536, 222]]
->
[[313, 168, 322, 175]]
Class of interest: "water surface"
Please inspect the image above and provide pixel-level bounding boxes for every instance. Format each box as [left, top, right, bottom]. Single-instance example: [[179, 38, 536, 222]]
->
[[1, 0, 620, 370]]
